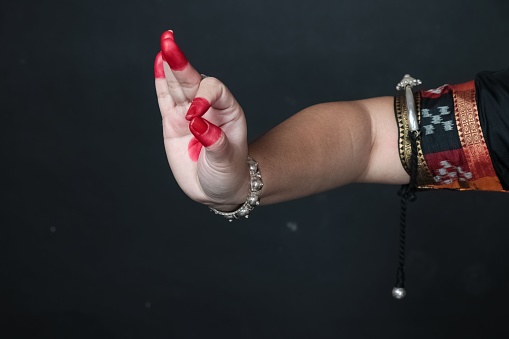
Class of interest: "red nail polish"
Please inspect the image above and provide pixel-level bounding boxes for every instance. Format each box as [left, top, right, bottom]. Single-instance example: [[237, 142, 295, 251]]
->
[[161, 37, 188, 71], [154, 51, 165, 79], [186, 97, 211, 120], [160, 30, 174, 44], [189, 117, 222, 147], [160, 31, 174, 61], [190, 116, 208, 134]]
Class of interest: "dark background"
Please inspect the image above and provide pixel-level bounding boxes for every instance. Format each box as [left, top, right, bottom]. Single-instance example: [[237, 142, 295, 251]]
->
[[2, 0, 509, 338]]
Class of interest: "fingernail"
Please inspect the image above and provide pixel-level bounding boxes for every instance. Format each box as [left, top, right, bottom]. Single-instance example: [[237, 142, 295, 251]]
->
[[190, 116, 208, 134], [154, 51, 165, 79], [160, 31, 174, 61], [189, 117, 222, 147], [186, 97, 211, 120], [161, 36, 188, 71], [160, 30, 174, 45]]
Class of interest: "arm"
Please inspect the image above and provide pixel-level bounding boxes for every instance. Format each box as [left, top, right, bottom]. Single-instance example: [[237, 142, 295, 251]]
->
[[155, 31, 408, 211], [248, 97, 409, 205]]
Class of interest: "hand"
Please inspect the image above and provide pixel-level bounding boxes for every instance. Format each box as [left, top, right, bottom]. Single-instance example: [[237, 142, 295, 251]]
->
[[154, 30, 249, 210]]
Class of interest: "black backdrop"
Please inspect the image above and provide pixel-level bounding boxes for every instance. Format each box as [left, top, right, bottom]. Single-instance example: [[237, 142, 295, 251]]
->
[[2, 0, 509, 338]]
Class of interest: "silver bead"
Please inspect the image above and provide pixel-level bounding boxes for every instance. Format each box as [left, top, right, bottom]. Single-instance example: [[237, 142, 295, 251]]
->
[[237, 207, 249, 217], [392, 287, 406, 299], [210, 155, 263, 221], [247, 194, 259, 205], [249, 162, 258, 172], [251, 179, 263, 191], [396, 74, 422, 91]]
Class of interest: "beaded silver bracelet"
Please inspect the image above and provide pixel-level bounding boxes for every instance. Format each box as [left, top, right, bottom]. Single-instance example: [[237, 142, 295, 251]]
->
[[209, 156, 263, 221]]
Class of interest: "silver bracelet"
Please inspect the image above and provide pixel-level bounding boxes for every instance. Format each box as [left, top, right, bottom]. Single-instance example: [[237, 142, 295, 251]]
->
[[209, 156, 263, 221], [396, 74, 422, 132]]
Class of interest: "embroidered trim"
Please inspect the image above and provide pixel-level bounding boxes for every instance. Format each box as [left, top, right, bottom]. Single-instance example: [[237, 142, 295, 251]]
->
[[451, 81, 502, 191], [395, 94, 435, 188]]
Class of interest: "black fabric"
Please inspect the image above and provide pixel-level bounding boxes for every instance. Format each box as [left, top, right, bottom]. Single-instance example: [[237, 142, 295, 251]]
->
[[476, 68, 509, 190], [420, 92, 462, 154]]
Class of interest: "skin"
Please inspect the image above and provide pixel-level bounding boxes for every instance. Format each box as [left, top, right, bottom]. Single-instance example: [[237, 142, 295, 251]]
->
[[155, 30, 410, 211], [187, 137, 202, 162], [154, 52, 165, 79]]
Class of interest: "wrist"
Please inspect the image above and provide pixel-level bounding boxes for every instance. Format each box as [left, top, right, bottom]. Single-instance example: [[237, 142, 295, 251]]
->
[[208, 165, 250, 211], [209, 156, 263, 221], [208, 203, 242, 212]]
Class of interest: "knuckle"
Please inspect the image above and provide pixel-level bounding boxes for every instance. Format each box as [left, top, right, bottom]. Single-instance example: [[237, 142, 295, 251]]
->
[[202, 76, 222, 88], [167, 80, 181, 91], [180, 73, 202, 89]]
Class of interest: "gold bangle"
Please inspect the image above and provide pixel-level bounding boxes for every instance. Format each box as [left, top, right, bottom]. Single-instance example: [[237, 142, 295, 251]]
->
[[394, 93, 435, 189]]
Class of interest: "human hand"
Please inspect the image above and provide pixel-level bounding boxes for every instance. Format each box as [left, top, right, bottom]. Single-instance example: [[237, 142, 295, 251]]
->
[[154, 30, 249, 210]]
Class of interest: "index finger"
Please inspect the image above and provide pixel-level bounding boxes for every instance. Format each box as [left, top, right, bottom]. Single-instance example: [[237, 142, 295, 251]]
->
[[161, 30, 203, 102]]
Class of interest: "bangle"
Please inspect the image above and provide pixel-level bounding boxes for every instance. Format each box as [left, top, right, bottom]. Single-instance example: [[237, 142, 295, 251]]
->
[[209, 156, 263, 221], [396, 74, 422, 132], [392, 74, 423, 300]]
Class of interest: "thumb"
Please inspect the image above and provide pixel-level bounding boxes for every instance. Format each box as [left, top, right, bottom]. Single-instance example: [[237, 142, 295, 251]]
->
[[189, 117, 230, 163]]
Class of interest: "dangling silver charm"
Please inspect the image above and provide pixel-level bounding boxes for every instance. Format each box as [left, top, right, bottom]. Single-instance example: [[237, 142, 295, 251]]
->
[[392, 287, 406, 300]]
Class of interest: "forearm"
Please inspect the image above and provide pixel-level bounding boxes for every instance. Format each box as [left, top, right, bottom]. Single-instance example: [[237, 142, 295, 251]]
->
[[158, 30, 509, 214], [249, 96, 409, 205]]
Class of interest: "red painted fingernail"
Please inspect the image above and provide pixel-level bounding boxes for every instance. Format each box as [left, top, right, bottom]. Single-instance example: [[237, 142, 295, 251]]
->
[[161, 37, 188, 71], [186, 97, 211, 120], [160, 31, 174, 61], [189, 117, 222, 147], [190, 116, 208, 134], [154, 51, 165, 79], [160, 30, 174, 44]]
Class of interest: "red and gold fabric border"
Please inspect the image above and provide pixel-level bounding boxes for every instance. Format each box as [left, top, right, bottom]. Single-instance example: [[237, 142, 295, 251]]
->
[[450, 81, 502, 191], [396, 80, 503, 191]]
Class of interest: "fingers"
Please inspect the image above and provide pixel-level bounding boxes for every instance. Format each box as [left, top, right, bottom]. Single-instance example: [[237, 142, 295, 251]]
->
[[189, 117, 229, 163], [154, 51, 165, 79], [186, 97, 210, 121], [186, 78, 241, 163], [155, 31, 242, 163], [160, 30, 187, 70], [185, 77, 237, 121], [160, 30, 202, 103], [187, 117, 228, 162], [154, 51, 175, 116], [189, 117, 222, 147]]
